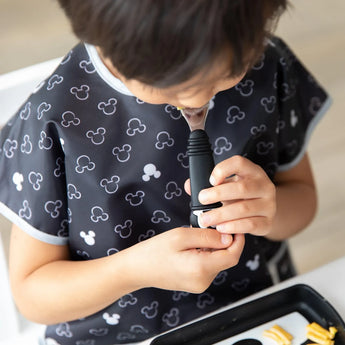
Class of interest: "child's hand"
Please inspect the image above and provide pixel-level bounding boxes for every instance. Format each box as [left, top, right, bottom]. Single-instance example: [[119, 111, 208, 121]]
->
[[133, 227, 245, 294], [185, 155, 276, 237]]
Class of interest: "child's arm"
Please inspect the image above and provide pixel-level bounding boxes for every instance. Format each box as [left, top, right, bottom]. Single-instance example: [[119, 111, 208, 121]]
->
[[196, 153, 317, 241], [9, 223, 244, 325], [268, 153, 317, 240]]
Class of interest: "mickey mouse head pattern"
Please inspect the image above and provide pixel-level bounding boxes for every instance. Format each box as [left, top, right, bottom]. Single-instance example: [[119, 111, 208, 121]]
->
[[0, 37, 329, 345]]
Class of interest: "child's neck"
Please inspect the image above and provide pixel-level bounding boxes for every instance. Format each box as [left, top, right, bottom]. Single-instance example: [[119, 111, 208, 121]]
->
[[96, 46, 123, 82]]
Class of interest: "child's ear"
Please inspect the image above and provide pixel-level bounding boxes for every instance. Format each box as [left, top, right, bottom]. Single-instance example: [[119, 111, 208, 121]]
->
[[184, 179, 191, 196]]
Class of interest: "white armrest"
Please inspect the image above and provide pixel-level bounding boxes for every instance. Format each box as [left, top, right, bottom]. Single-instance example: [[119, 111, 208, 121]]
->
[[0, 233, 20, 340], [0, 58, 61, 127]]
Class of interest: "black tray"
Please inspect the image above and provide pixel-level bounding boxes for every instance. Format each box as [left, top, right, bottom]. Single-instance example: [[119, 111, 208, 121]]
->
[[151, 284, 345, 345]]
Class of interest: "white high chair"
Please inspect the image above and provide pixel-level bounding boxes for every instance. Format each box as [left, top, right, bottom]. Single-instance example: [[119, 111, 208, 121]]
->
[[0, 57, 62, 127], [0, 58, 61, 344]]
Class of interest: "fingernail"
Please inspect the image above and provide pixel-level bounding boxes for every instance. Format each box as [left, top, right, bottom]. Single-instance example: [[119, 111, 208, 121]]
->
[[198, 213, 208, 227], [221, 234, 231, 245], [198, 190, 208, 204], [209, 175, 216, 186], [216, 224, 224, 232]]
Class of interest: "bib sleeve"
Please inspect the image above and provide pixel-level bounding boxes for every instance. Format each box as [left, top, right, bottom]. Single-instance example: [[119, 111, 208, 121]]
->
[[272, 37, 331, 171], [0, 98, 68, 245]]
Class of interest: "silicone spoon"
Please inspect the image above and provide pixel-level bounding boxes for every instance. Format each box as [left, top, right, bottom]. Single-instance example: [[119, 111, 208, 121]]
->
[[180, 105, 222, 227]]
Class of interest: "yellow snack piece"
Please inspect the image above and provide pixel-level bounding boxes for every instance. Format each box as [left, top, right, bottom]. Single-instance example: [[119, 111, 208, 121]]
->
[[306, 322, 338, 344], [263, 330, 288, 345], [307, 322, 333, 339], [263, 330, 283, 343], [263, 325, 293, 345], [307, 331, 334, 345], [307, 329, 330, 341], [271, 325, 293, 342], [263, 321, 338, 345], [329, 327, 338, 338]]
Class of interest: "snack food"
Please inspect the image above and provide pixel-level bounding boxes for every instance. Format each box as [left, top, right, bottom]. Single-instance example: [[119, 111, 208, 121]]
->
[[306, 322, 338, 345], [263, 324, 293, 345], [263, 323, 338, 345]]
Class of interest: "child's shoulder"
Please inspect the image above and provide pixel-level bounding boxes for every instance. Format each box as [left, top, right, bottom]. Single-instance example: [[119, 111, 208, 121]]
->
[[13, 43, 114, 126], [247, 35, 311, 88], [264, 36, 292, 55], [262, 36, 299, 69], [32, 43, 95, 101]]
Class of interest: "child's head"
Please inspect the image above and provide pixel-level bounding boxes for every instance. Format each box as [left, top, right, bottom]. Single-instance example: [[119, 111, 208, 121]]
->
[[58, 0, 287, 108]]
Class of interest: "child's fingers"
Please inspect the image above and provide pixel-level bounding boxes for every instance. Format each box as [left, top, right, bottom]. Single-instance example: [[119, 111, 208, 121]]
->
[[184, 178, 191, 196], [199, 198, 275, 228], [172, 227, 233, 250], [199, 177, 273, 205], [210, 155, 264, 186], [207, 233, 245, 271], [216, 217, 272, 236]]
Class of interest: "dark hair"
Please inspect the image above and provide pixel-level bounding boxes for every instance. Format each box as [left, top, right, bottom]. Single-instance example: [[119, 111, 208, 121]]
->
[[57, 0, 288, 87]]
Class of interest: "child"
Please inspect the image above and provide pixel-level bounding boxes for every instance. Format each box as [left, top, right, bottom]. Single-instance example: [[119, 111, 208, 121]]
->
[[0, 1, 330, 344]]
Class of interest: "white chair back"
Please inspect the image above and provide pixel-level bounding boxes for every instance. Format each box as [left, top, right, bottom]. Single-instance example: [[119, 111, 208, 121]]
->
[[0, 58, 61, 127], [0, 232, 19, 340], [0, 59, 60, 342]]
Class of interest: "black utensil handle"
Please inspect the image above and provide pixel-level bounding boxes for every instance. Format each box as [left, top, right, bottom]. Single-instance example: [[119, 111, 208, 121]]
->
[[187, 129, 222, 227]]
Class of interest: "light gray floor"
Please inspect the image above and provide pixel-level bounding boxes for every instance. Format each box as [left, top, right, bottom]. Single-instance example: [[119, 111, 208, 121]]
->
[[0, 0, 344, 274]]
